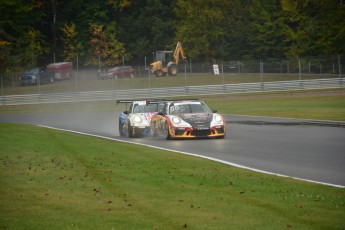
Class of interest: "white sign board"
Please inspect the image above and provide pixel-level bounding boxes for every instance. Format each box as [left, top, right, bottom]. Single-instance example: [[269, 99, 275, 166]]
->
[[213, 64, 220, 75]]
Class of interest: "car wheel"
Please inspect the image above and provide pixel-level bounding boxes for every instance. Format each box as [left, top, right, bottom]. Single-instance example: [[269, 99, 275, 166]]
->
[[150, 122, 157, 138], [162, 122, 171, 140], [50, 77, 54, 83], [168, 64, 178, 76], [130, 73, 134, 78], [114, 74, 118, 79], [154, 69, 163, 77], [128, 124, 134, 138]]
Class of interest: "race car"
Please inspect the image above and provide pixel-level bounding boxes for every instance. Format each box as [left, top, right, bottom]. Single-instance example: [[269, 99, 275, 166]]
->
[[117, 100, 165, 137], [150, 99, 226, 139]]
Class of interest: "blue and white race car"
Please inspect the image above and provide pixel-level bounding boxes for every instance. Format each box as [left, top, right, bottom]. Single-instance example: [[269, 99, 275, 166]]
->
[[117, 100, 165, 137]]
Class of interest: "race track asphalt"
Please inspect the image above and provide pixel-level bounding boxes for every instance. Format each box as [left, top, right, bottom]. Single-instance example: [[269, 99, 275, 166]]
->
[[1, 112, 344, 187]]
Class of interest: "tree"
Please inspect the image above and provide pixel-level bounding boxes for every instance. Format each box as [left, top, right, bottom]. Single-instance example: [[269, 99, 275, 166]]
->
[[220, 0, 250, 60], [88, 23, 128, 67], [245, 0, 289, 59], [174, 0, 226, 61], [19, 28, 48, 68], [61, 22, 83, 62], [115, 0, 176, 64], [1, 0, 344, 73], [0, 0, 43, 72], [0, 29, 11, 74], [281, 0, 345, 57]]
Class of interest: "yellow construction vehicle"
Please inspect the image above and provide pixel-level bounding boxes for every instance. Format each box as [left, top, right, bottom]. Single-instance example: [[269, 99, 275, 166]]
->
[[149, 41, 186, 77]]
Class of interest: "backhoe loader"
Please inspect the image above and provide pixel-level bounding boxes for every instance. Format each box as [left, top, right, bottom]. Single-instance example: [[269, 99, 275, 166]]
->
[[149, 41, 186, 77]]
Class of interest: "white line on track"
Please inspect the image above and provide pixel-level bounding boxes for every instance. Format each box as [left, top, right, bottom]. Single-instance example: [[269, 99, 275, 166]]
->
[[38, 125, 345, 189]]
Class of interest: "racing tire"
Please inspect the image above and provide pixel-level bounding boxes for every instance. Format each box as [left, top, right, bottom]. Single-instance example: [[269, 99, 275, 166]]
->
[[150, 122, 158, 138], [168, 64, 178, 76], [162, 122, 171, 140], [154, 69, 163, 77], [128, 124, 134, 138]]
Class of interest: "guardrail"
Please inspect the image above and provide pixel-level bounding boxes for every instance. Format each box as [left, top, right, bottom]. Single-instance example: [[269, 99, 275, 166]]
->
[[1, 78, 343, 106]]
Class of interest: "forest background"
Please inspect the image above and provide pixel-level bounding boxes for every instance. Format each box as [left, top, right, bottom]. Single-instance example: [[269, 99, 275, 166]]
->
[[0, 0, 344, 76]]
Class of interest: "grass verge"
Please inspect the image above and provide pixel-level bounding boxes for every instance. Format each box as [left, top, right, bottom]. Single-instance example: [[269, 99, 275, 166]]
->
[[0, 123, 344, 229], [203, 89, 345, 121]]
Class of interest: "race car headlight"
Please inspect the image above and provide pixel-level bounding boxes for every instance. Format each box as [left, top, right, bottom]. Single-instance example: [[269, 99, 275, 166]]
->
[[171, 117, 181, 124], [133, 115, 143, 123], [211, 114, 224, 126], [214, 115, 222, 122], [169, 116, 191, 128]]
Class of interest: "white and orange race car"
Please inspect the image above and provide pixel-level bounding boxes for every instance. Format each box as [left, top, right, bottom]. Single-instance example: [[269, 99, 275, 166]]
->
[[150, 99, 226, 139], [117, 100, 165, 137]]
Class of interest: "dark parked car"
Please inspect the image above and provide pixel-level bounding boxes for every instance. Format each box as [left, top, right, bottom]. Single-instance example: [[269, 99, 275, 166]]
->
[[97, 66, 135, 79], [20, 68, 54, 86]]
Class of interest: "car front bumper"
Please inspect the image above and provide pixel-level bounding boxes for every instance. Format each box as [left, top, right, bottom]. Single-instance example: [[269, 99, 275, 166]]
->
[[168, 126, 225, 139]]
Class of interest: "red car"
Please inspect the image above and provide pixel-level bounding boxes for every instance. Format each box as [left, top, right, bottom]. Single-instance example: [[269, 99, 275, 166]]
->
[[150, 99, 226, 139], [46, 62, 73, 80], [98, 66, 135, 79]]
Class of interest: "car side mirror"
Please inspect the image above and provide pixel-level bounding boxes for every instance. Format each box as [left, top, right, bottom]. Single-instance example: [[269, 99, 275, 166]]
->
[[212, 109, 217, 113], [123, 111, 129, 115]]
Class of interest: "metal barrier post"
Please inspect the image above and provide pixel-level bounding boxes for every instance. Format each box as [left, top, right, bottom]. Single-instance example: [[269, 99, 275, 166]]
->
[[0, 74, 3, 96]]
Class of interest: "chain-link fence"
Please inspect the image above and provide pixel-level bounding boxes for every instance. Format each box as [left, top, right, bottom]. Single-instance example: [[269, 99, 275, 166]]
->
[[1, 55, 344, 96]]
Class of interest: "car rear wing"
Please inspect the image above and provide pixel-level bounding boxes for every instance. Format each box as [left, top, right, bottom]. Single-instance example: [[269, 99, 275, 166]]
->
[[164, 99, 200, 102], [116, 99, 168, 105]]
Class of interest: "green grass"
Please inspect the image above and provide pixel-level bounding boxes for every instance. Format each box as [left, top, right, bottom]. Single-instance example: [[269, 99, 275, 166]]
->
[[0, 123, 344, 229], [203, 90, 345, 121]]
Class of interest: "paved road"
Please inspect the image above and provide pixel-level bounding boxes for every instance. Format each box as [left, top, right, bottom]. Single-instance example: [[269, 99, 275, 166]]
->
[[1, 112, 344, 187]]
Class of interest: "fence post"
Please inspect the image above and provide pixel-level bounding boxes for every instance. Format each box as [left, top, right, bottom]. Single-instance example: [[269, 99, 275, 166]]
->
[[333, 63, 335, 74], [38, 77, 40, 94], [320, 63, 322, 74], [184, 62, 187, 87], [189, 59, 192, 74], [260, 59, 263, 83], [298, 58, 301, 80], [11, 74, 14, 88], [148, 66, 151, 89], [75, 53, 79, 92], [0, 74, 3, 96], [221, 63, 224, 85], [339, 55, 341, 78]]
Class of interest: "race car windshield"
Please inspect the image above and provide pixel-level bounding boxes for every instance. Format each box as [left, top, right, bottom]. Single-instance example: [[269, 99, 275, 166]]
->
[[133, 104, 160, 113], [169, 102, 212, 115]]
